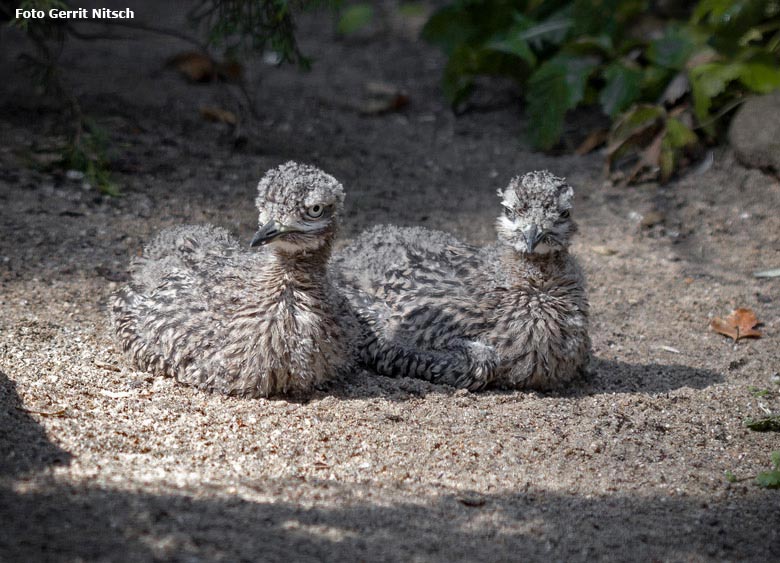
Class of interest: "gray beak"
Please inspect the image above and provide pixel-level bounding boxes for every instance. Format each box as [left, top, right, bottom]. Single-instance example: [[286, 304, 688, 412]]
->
[[250, 220, 289, 247], [522, 224, 543, 252]]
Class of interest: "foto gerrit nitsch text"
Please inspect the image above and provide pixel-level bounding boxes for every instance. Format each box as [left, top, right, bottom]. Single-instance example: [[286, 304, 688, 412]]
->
[[16, 8, 135, 20]]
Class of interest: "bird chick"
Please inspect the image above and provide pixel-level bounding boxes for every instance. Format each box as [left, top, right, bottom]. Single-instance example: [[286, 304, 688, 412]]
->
[[112, 162, 357, 398], [485, 170, 590, 389], [332, 170, 590, 391]]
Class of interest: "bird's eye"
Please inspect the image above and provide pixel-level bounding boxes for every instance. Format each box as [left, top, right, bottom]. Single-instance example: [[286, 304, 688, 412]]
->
[[306, 204, 325, 218], [560, 209, 570, 219]]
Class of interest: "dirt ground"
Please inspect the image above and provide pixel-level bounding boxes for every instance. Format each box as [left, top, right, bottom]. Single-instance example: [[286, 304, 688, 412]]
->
[[1, 2, 779, 561]]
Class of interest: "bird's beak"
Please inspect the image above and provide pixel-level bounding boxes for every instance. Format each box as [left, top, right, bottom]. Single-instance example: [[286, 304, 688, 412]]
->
[[522, 225, 543, 252], [250, 220, 291, 247]]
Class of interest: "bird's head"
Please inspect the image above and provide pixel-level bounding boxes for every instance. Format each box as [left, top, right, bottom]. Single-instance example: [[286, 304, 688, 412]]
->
[[250, 161, 345, 254], [495, 170, 577, 255]]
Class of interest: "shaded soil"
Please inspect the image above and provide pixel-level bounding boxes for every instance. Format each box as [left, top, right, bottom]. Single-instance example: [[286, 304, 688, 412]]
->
[[1, 1, 779, 561]]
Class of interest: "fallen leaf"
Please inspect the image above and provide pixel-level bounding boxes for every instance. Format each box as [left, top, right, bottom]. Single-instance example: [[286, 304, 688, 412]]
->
[[575, 129, 609, 155], [94, 361, 121, 372], [359, 82, 410, 115], [710, 308, 762, 341], [591, 245, 617, 256], [18, 407, 67, 417], [167, 51, 216, 82], [200, 106, 237, 125]]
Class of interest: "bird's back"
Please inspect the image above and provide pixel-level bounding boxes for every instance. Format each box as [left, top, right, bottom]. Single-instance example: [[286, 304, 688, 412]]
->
[[332, 224, 481, 299], [112, 225, 244, 381]]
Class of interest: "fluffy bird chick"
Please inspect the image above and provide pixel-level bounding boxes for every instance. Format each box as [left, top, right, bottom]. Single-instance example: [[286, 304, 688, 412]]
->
[[485, 170, 590, 389], [112, 162, 357, 398], [333, 170, 590, 391]]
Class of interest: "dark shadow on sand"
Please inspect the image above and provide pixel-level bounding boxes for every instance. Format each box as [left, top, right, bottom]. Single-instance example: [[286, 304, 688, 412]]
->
[[0, 370, 72, 478], [1, 476, 777, 562], [553, 356, 724, 397], [322, 356, 724, 402]]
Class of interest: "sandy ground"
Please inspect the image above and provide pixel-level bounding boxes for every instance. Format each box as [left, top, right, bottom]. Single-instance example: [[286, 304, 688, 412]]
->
[[1, 2, 780, 561]]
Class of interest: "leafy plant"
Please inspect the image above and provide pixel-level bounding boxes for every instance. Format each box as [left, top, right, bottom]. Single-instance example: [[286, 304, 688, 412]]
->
[[422, 0, 780, 182], [188, 0, 327, 67], [756, 451, 780, 489], [63, 121, 119, 196], [5, 0, 333, 194]]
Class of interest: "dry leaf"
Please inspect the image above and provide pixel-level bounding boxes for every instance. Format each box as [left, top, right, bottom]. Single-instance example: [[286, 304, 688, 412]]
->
[[359, 81, 410, 115], [575, 129, 609, 155], [167, 51, 216, 82], [18, 406, 67, 417], [200, 106, 237, 125], [216, 60, 243, 81], [591, 245, 617, 256], [710, 308, 763, 341]]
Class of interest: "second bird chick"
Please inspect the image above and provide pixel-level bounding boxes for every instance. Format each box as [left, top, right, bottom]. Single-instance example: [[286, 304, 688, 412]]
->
[[333, 170, 590, 391]]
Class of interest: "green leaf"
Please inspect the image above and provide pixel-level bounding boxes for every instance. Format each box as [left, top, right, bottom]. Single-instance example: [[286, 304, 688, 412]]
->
[[692, 0, 736, 24], [566, 34, 614, 57], [659, 117, 699, 182], [773, 451, 780, 468], [647, 25, 697, 70], [338, 4, 374, 35], [756, 470, 780, 488], [600, 62, 643, 117], [420, 5, 472, 54], [515, 16, 573, 51], [485, 36, 536, 67], [737, 63, 780, 93], [689, 62, 744, 128], [664, 117, 698, 149], [609, 104, 666, 147], [441, 44, 477, 107], [526, 55, 598, 149], [440, 42, 530, 108], [725, 470, 737, 482]]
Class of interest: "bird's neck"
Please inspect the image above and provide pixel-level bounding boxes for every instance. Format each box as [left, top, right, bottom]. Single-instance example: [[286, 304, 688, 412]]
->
[[267, 243, 332, 286], [502, 247, 569, 277]]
